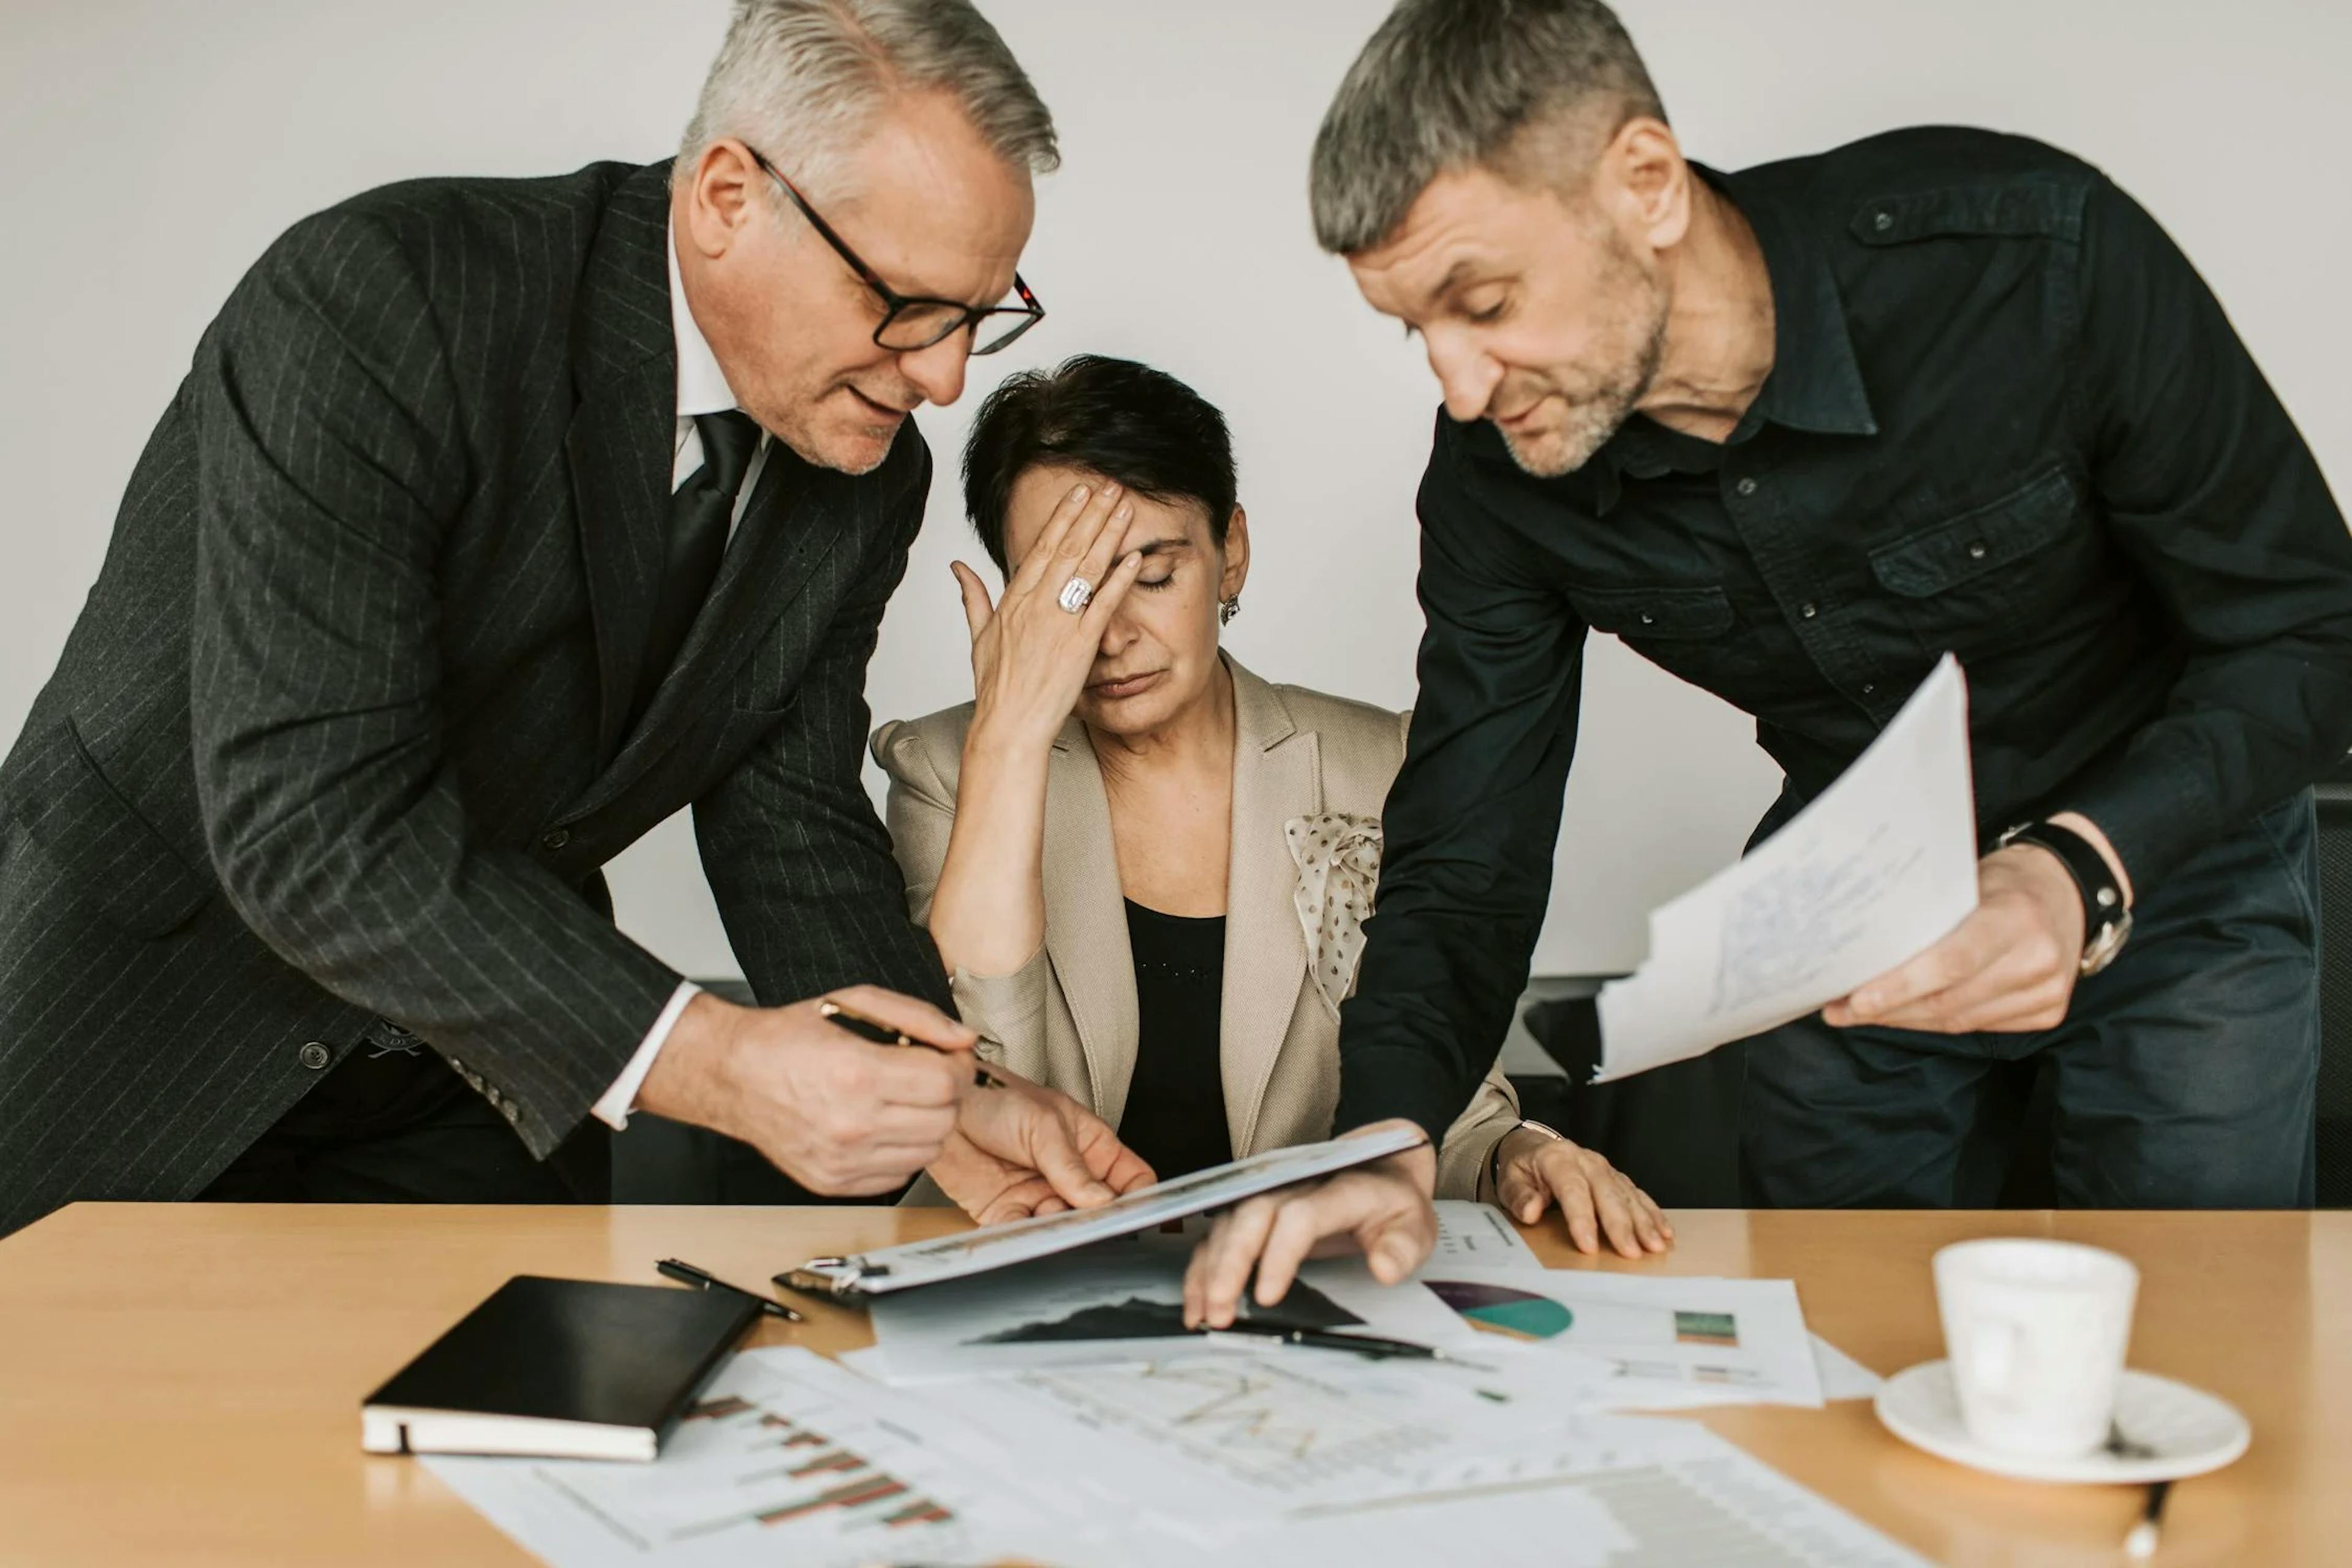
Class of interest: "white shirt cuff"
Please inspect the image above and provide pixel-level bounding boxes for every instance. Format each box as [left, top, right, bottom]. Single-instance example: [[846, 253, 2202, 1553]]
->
[[592, 979, 701, 1131]]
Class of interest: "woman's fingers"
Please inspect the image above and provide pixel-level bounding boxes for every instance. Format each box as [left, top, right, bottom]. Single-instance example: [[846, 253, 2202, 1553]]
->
[[1586, 1163, 1645, 1259], [1072, 499, 1137, 592], [950, 560, 995, 641], [1080, 550, 1147, 635], [1008, 481, 1115, 598]]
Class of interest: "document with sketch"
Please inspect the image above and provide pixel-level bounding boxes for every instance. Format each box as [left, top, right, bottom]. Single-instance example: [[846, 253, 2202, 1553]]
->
[[1595, 654, 1980, 1082]]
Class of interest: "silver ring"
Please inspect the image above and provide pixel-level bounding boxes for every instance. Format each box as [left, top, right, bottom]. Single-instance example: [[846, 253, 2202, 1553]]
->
[[1056, 576, 1095, 614]]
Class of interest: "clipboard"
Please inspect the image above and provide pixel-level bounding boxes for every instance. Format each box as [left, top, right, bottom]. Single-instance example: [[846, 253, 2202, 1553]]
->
[[777, 1126, 1428, 1300]]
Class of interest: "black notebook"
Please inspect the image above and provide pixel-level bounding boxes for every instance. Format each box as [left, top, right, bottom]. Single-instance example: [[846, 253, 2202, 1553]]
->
[[361, 1275, 758, 1461]]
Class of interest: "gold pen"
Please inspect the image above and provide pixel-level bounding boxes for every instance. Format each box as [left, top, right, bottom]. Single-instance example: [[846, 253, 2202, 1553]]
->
[[816, 997, 1005, 1089]]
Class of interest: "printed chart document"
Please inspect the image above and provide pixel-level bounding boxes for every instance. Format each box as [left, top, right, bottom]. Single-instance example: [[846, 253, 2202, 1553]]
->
[[1419, 1267, 1825, 1409], [423, 1348, 1103, 1568], [864, 1240, 1477, 1384], [1596, 654, 1980, 1082], [783, 1125, 1425, 1297], [914, 1340, 1623, 1536], [1425, 1199, 1544, 1270]]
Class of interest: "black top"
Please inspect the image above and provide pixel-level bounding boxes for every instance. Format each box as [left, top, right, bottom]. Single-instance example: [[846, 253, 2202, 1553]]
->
[[1119, 900, 1233, 1181], [1337, 126, 2352, 1146]]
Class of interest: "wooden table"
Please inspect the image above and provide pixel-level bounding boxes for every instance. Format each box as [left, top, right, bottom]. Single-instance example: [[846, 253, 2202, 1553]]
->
[[0, 1205, 2341, 1566]]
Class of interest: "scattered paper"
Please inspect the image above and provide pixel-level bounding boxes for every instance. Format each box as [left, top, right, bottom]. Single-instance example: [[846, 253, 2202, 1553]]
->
[[1595, 654, 1979, 1080], [862, 1238, 1477, 1384], [1427, 1199, 1544, 1270], [788, 1125, 1426, 1295], [914, 1340, 1625, 1536], [1811, 1334, 1885, 1401], [1419, 1267, 1826, 1410], [428, 1340, 1926, 1568], [422, 1348, 1102, 1567]]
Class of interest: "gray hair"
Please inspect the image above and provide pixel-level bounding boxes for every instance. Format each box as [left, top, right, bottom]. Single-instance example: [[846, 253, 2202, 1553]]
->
[[677, 0, 1058, 199], [1310, 0, 1665, 255]]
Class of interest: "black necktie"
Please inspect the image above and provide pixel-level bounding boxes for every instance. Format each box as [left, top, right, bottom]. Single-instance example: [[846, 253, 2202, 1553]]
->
[[631, 410, 762, 732]]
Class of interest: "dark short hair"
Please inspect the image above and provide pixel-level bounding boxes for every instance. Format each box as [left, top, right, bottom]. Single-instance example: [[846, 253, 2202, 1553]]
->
[[960, 355, 1237, 574]]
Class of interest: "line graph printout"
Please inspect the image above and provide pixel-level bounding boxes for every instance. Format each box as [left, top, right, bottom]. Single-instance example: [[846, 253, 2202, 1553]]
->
[[918, 1343, 1616, 1537], [1596, 654, 1979, 1082], [421, 1349, 1098, 1568], [1104, 1428, 1937, 1568]]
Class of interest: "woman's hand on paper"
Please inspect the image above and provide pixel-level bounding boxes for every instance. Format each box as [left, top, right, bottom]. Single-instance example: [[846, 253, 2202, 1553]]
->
[[1180, 1121, 1438, 1329], [954, 480, 1144, 755], [930, 1068, 1158, 1226], [1492, 1128, 1673, 1258]]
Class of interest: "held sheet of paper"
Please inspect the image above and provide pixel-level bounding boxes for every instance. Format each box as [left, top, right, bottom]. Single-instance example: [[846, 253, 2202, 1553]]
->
[[1596, 654, 1979, 1082]]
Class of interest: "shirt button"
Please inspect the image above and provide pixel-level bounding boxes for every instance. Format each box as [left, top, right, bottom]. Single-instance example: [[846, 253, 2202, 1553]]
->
[[1874, 210, 1893, 232], [298, 1041, 332, 1071], [1862, 683, 1877, 696], [1735, 477, 1758, 497], [1639, 612, 1656, 625], [541, 828, 571, 852], [1801, 602, 1819, 619], [1967, 540, 1988, 560]]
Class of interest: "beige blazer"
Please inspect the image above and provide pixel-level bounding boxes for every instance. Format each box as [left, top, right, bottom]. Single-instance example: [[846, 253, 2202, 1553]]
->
[[872, 655, 1519, 1200]]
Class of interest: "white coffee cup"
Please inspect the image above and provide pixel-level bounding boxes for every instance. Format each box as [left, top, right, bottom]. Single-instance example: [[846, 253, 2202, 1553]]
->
[[1932, 1238, 2139, 1458]]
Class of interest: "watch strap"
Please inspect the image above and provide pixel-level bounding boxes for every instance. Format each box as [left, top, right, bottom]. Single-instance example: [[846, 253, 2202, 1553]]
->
[[1998, 820, 2127, 956]]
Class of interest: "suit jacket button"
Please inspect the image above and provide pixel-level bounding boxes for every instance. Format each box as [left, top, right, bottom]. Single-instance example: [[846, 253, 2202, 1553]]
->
[[298, 1042, 332, 1071], [541, 828, 571, 852]]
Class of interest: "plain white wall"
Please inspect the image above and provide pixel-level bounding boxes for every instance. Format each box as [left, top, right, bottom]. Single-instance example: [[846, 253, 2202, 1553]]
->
[[4, 1, 2346, 981]]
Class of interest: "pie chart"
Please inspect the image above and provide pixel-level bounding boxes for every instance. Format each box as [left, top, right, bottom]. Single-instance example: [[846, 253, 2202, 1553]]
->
[[1427, 1280, 1574, 1340]]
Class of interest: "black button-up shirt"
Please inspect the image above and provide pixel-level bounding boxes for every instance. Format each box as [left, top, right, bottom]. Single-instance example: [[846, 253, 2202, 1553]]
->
[[1338, 127, 2352, 1147]]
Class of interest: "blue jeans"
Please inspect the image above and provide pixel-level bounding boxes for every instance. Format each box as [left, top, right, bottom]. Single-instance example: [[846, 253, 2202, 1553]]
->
[[1741, 793, 2321, 1208]]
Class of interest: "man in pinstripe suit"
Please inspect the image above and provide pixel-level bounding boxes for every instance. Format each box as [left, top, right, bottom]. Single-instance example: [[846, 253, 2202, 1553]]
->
[[0, 1, 1152, 1235]]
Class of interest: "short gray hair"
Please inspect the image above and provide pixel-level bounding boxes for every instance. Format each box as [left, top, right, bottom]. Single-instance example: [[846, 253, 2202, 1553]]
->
[[1310, 0, 1664, 255], [677, 0, 1058, 199]]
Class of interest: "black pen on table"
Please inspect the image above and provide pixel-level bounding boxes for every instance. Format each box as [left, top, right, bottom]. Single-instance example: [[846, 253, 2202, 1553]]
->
[[657, 1258, 804, 1322], [2124, 1479, 2172, 1561], [817, 997, 1005, 1089], [1201, 1321, 1478, 1365]]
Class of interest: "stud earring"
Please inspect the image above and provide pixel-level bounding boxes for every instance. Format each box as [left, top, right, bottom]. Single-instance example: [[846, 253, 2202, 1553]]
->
[[1219, 595, 1241, 627]]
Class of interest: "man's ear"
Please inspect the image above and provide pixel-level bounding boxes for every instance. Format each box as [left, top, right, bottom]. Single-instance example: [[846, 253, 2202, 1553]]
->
[[1602, 117, 1691, 255], [684, 137, 763, 260], [1218, 506, 1251, 600]]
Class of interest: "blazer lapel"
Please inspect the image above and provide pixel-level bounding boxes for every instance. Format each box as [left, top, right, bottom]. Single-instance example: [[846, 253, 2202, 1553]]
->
[[1041, 720, 1138, 1126], [565, 163, 680, 762], [1218, 658, 1321, 1156], [562, 443, 854, 823]]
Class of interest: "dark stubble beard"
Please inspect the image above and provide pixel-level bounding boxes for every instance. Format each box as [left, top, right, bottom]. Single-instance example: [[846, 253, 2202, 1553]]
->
[[1497, 239, 1671, 480]]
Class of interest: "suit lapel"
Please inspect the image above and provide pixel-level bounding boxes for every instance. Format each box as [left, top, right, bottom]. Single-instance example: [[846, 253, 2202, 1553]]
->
[[1218, 658, 1320, 1156], [562, 444, 855, 822], [565, 163, 680, 762], [1041, 720, 1138, 1126]]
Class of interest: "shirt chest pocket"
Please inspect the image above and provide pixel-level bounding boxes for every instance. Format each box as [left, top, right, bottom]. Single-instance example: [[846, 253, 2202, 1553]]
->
[[1565, 584, 1741, 687], [1864, 467, 2089, 654]]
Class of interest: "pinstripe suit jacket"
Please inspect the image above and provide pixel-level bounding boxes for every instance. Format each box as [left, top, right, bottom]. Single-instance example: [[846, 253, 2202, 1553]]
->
[[0, 160, 950, 1234]]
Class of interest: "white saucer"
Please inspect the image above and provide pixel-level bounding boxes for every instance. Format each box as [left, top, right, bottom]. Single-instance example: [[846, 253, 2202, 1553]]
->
[[1874, 1360, 2249, 1484]]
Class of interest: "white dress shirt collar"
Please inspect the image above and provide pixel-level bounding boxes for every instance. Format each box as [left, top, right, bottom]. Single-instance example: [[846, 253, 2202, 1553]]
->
[[668, 217, 739, 419]]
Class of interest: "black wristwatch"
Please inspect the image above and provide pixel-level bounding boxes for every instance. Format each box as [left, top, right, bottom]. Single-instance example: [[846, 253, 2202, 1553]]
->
[[1996, 820, 2132, 977]]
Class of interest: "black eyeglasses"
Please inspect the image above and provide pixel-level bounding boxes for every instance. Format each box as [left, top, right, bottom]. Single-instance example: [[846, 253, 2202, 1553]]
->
[[745, 146, 1044, 357]]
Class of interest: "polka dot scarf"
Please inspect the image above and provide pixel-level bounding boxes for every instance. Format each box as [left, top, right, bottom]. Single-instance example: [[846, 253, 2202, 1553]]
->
[[1284, 812, 1384, 1020]]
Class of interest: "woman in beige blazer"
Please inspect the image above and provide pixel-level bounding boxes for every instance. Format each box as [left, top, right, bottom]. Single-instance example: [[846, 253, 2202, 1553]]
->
[[875, 357, 1669, 1246]]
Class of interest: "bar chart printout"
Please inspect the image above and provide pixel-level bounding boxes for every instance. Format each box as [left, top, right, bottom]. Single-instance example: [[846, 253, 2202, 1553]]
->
[[422, 1349, 1088, 1567]]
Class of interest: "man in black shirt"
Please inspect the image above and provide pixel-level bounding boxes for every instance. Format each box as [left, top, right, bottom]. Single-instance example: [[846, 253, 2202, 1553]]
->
[[1186, 0, 2352, 1325]]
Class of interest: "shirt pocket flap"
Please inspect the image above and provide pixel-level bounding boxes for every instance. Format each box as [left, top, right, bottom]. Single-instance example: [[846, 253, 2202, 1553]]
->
[[1567, 584, 1735, 640], [1868, 468, 2075, 598]]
